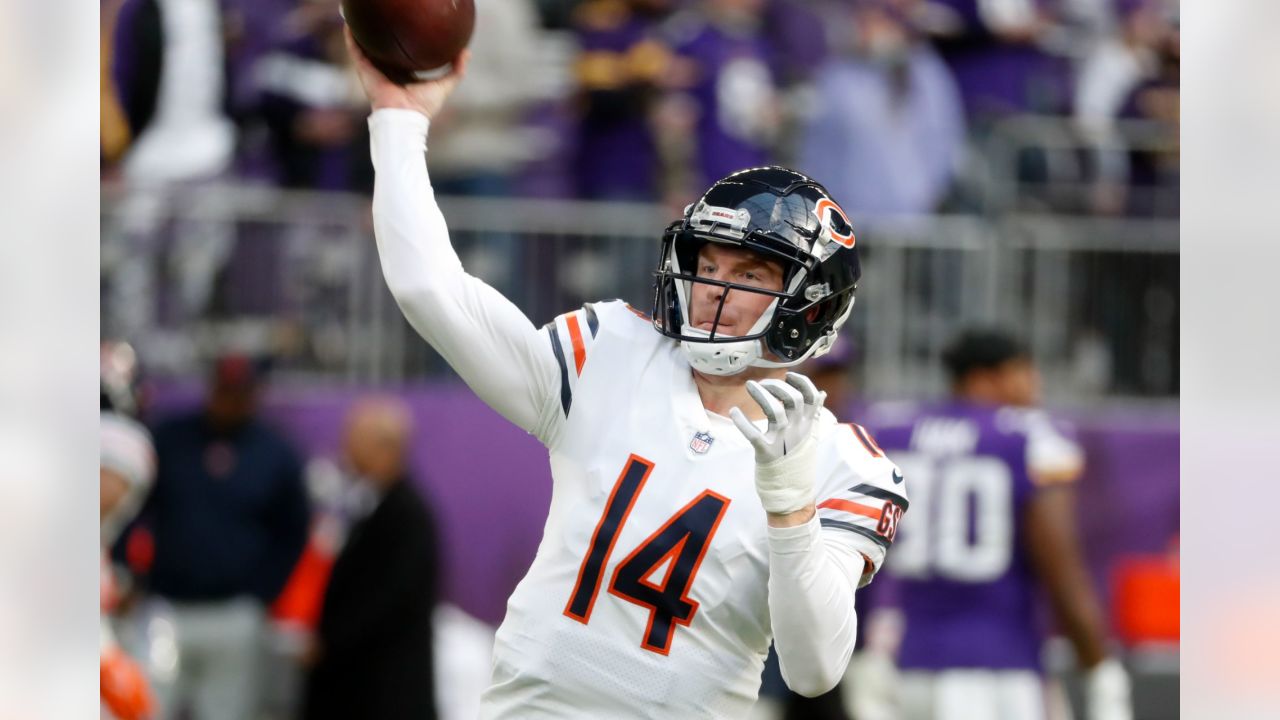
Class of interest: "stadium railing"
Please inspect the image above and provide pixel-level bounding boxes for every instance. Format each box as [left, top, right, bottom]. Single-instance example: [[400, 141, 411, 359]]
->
[[100, 183, 1178, 404], [977, 114, 1180, 216]]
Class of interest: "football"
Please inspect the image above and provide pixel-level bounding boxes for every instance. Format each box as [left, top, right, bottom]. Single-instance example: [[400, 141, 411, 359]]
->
[[342, 0, 475, 81]]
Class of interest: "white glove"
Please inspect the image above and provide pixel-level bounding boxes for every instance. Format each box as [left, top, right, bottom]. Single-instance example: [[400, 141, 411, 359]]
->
[[730, 372, 826, 515], [1085, 658, 1133, 720]]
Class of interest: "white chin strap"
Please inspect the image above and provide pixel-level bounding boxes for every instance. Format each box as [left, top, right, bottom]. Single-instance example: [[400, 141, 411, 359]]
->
[[679, 300, 776, 376], [680, 332, 764, 376], [678, 295, 855, 376]]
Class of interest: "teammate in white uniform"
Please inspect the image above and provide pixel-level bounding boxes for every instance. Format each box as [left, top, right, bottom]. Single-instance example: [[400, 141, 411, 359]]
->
[[345, 31, 907, 718]]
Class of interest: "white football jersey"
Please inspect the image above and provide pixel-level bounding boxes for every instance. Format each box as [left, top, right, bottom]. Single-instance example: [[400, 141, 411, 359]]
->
[[479, 300, 906, 719]]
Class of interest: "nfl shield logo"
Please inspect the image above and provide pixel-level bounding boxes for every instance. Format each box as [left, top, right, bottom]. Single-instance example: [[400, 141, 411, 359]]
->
[[689, 431, 714, 455]]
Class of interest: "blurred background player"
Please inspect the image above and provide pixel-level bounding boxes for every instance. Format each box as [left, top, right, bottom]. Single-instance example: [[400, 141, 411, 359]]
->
[[302, 398, 440, 720], [120, 354, 310, 720], [101, 369, 159, 720], [849, 329, 1131, 720]]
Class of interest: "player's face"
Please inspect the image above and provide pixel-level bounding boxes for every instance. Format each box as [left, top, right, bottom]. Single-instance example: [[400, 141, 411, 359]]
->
[[101, 468, 129, 519], [689, 243, 784, 337], [995, 358, 1042, 407], [207, 381, 258, 431]]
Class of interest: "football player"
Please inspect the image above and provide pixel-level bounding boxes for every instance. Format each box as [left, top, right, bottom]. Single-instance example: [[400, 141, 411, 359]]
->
[[848, 330, 1131, 720], [344, 30, 905, 719], [101, 345, 159, 720]]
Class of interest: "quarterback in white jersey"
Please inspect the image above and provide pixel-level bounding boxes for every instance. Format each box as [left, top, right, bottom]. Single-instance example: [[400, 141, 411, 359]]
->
[[345, 31, 907, 719]]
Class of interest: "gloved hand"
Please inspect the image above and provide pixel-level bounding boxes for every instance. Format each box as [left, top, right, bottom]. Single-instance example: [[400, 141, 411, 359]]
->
[[730, 372, 827, 515], [1085, 657, 1133, 720]]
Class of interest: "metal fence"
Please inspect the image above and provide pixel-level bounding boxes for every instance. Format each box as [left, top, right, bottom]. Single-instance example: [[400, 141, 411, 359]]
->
[[101, 182, 1178, 404]]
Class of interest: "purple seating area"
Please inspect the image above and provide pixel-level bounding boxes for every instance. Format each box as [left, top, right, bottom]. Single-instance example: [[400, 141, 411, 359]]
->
[[104, 0, 1180, 215]]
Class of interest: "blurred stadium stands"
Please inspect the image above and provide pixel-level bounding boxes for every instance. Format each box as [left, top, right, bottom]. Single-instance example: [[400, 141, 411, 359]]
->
[[101, 134, 1179, 404]]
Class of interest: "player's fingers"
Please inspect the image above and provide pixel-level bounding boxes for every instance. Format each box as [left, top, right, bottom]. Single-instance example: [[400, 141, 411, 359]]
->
[[784, 372, 822, 408], [745, 380, 788, 429], [342, 26, 362, 61], [759, 379, 803, 414], [342, 27, 378, 76], [729, 407, 764, 445], [452, 49, 472, 78]]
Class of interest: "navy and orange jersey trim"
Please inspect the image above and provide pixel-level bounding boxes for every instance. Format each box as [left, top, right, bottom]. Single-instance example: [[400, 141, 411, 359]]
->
[[816, 482, 907, 548], [818, 518, 890, 550], [846, 423, 885, 458], [543, 304, 602, 417], [846, 483, 908, 512]]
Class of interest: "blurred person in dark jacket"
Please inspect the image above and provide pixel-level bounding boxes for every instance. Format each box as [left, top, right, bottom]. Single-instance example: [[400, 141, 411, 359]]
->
[[126, 354, 309, 720], [302, 398, 441, 720]]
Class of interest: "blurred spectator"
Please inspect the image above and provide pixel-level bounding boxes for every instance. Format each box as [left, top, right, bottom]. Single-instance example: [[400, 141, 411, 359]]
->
[[664, 0, 780, 193], [102, 0, 134, 169], [113, 0, 236, 183], [101, 411, 158, 720], [253, 2, 371, 192], [106, 0, 242, 338], [125, 354, 309, 720], [428, 0, 549, 295], [105, 0, 163, 172], [760, 0, 829, 86], [799, 0, 965, 216], [429, 0, 547, 197], [302, 398, 440, 720], [916, 0, 1073, 121], [570, 0, 677, 200], [1074, 0, 1178, 214]]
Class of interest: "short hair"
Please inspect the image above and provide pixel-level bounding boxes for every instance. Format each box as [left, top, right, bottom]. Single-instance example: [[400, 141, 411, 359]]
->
[[941, 329, 1029, 383]]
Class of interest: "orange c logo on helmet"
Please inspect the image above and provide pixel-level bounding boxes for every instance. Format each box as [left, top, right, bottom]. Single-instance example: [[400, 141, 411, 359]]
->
[[814, 199, 856, 249]]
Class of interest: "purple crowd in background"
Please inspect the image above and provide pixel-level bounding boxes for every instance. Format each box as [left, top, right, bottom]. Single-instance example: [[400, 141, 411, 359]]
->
[[102, 0, 1180, 217]]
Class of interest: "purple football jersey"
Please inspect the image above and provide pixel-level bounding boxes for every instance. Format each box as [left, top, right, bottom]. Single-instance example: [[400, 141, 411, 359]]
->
[[868, 401, 1047, 671], [572, 10, 664, 200], [667, 15, 776, 187]]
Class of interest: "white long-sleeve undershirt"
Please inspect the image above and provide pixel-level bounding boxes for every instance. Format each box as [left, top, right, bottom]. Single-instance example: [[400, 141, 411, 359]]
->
[[369, 109, 560, 442], [768, 518, 865, 696], [368, 107, 865, 700]]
